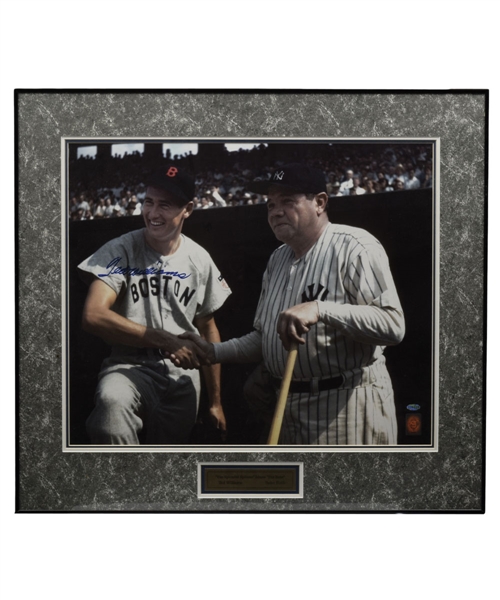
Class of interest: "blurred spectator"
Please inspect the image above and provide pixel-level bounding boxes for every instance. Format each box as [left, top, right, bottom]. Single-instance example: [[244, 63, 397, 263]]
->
[[228, 179, 243, 195], [415, 162, 425, 183], [395, 164, 406, 184], [328, 181, 343, 199], [136, 184, 146, 202], [104, 197, 114, 218], [77, 193, 90, 213], [117, 198, 128, 216], [94, 197, 106, 219], [364, 179, 376, 194], [385, 165, 397, 185], [378, 177, 393, 193], [200, 196, 213, 209], [126, 196, 142, 216], [339, 169, 354, 195], [405, 169, 421, 190], [352, 177, 366, 195], [325, 172, 337, 196]]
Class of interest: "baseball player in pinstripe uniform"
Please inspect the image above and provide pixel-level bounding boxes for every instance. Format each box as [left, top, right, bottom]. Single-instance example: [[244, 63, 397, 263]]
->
[[179, 163, 405, 445], [78, 166, 231, 445]]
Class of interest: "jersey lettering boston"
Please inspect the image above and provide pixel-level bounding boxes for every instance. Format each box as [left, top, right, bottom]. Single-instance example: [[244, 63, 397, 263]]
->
[[130, 275, 196, 307]]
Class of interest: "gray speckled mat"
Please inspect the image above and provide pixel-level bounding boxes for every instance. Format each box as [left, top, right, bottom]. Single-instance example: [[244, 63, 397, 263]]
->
[[16, 91, 486, 511]]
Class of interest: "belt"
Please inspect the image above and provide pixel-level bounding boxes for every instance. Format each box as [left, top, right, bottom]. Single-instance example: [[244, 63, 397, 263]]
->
[[271, 375, 344, 395]]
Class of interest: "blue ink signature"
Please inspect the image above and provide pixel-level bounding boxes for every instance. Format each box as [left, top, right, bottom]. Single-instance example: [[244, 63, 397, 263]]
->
[[98, 257, 191, 279]]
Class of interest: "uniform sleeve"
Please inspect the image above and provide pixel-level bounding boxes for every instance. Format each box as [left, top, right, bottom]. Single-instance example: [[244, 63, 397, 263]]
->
[[317, 246, 405, 346], [77, 238, 127, 296], [195, 255, 232, 318], [213, 331, 263, 363]]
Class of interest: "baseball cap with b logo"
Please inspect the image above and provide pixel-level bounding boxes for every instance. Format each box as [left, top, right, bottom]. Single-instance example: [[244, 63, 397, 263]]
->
[[147, 164, 195, 205], [249, 163, 327, 195]]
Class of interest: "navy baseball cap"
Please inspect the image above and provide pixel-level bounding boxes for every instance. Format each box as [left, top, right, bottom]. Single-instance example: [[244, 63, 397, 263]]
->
[[249, 163, 327, 195], [147, 165, 195, 205]]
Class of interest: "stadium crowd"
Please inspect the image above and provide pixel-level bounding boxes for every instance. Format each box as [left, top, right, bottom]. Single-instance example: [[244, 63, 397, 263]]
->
[[69, 143, 433, 221]]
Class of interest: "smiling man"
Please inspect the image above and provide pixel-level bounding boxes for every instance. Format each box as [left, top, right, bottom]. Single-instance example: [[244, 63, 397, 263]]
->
[[182, 163, 405, 445], [78, 165, 231, 445]]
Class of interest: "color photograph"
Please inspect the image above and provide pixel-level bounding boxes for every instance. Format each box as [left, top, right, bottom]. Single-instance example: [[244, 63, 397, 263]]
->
[[64, 138, 437, 451]]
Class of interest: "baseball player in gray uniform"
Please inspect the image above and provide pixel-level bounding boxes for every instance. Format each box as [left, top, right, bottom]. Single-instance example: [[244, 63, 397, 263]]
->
[[180, 163, 405, 445], [78, 165, 231, 445]]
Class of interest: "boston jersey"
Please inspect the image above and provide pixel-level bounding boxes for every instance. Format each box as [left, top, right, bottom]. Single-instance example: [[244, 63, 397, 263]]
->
[[78, 229, 232, 339]]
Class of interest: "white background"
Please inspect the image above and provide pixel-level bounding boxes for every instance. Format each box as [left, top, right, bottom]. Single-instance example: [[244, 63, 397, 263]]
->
[[1, 1, 497, 599]]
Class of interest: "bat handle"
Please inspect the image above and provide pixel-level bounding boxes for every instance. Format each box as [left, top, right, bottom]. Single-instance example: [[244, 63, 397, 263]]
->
[[267, 342, 299, 445]]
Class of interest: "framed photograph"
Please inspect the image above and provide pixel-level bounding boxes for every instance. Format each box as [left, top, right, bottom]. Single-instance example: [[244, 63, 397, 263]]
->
[[16, 90, 487, 512]]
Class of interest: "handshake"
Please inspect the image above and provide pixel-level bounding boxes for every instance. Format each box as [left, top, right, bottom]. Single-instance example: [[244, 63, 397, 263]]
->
[[161, 332, 216, 370]]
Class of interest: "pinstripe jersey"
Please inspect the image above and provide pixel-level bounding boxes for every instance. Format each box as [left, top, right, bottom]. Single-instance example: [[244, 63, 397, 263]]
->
[[254, 222, 404, 445], [254, 222, 404, 382]]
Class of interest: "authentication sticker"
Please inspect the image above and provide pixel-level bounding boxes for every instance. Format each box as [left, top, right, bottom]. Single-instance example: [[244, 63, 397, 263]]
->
[[406, 413, 422, 436]]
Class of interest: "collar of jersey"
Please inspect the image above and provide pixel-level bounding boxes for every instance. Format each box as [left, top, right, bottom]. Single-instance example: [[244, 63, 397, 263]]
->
[[289, 222, 332, 267], [142, 230, 185, 261]]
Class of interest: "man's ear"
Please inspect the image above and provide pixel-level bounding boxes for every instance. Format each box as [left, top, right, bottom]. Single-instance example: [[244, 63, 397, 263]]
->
[[183, 201, 195, 218], [315, 192, 328, 215]]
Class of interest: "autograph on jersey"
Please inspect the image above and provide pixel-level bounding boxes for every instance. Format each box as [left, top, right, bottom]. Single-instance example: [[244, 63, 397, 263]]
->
[[98, 257, 191, 280]]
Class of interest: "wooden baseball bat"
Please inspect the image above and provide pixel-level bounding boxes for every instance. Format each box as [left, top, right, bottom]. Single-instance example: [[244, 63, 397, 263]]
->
[[267, 342, 299, 445]]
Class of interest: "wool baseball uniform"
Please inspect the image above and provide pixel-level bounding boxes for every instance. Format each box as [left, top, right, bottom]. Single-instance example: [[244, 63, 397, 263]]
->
[[78, 229, 231, 444], [215, 222, 404, 445]]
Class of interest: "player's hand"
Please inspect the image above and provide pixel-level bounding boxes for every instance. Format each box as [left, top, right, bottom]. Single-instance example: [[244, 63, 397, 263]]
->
[[161, 337, 210, 370], [209, 404, 227, 441], [178, 332, 216, 364], [277, 301, 320, 351]]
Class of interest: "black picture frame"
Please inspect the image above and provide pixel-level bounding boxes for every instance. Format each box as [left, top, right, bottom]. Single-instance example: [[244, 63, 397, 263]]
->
[[16, 90, 487, 512]]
